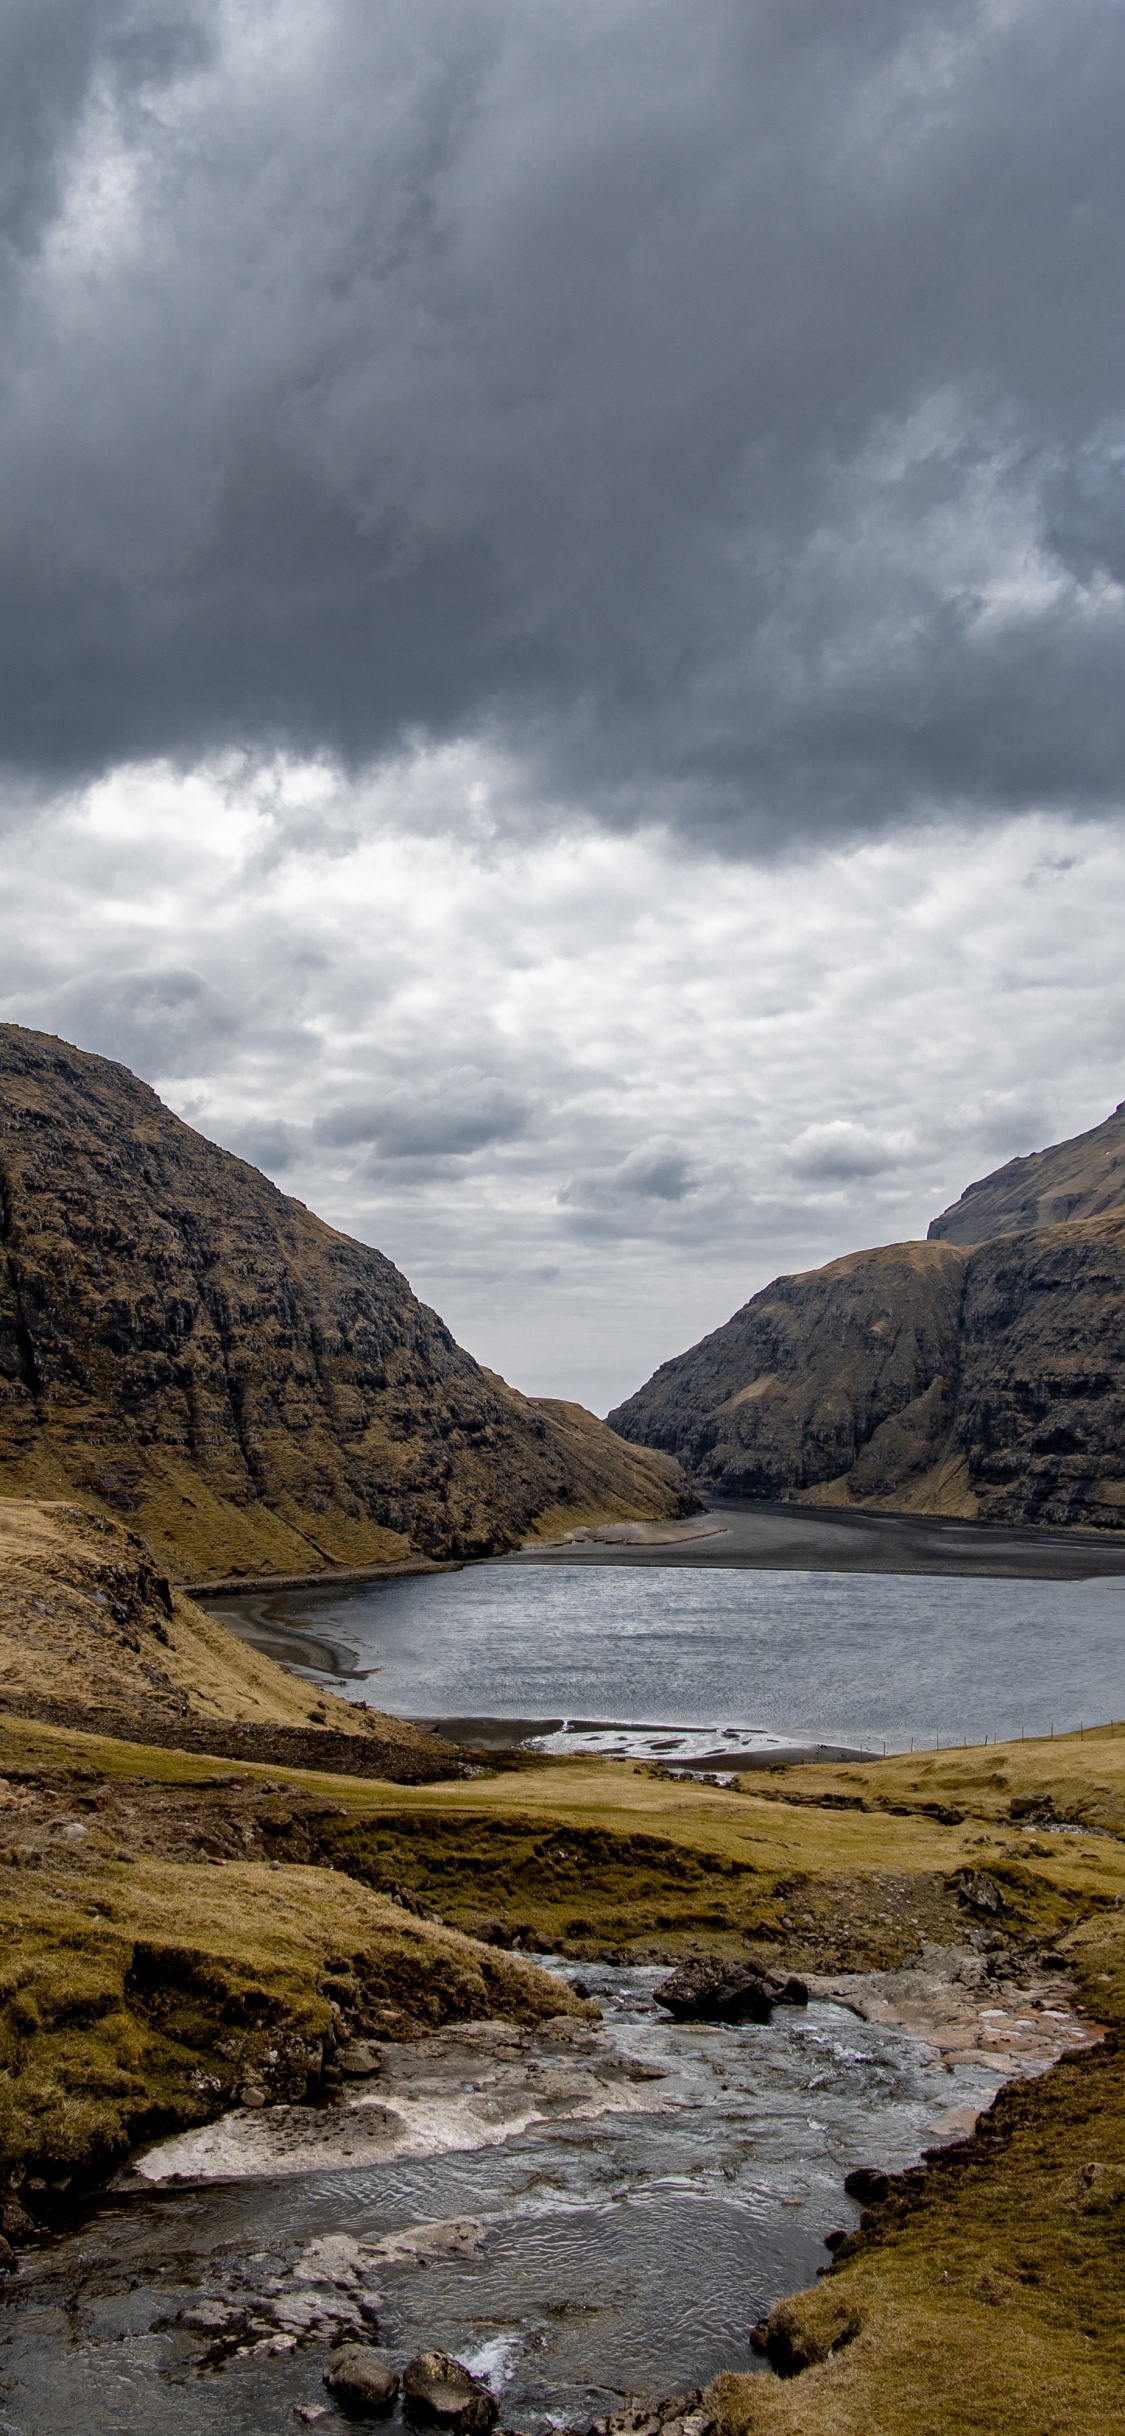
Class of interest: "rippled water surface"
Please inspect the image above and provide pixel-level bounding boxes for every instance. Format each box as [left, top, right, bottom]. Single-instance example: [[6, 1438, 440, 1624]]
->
[[214, 1559, 1125, 1753], [0, 1965, 1017, 2435]]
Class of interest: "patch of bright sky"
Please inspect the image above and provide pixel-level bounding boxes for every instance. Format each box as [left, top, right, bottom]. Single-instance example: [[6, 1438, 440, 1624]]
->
[[2, 747, 1123, 1412]]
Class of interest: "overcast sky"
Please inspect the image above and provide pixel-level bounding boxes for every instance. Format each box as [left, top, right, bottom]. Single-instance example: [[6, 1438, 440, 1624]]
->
[[2, 1, 1124, 1410]]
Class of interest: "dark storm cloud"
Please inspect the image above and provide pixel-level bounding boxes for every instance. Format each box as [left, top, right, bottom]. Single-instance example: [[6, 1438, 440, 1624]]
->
[[2, 0, 1125, 839], [313, 1080, 531, 1161]]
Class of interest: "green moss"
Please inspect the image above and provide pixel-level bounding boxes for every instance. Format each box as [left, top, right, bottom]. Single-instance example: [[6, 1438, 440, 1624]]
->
[[0, 1855, 587, 2188], [316, 1808, 759, 1947]]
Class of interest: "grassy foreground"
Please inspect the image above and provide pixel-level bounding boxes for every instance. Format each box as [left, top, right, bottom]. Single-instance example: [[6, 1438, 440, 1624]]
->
[[0, 1716, 591, 2188], [3, 1707, 1125, 2431]]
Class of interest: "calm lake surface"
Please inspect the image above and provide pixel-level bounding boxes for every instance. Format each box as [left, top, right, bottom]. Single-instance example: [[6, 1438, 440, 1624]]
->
[[212, 1555, 1125, 1758]]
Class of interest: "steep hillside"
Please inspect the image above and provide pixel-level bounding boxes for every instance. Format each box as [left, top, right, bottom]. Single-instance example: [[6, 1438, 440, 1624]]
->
[[0, 1026, 684, 1576], [608, 1242, 968, 1507], [929, 1099, 1125, 1244], [952, 1207, 1125, 1531], [610, 1109, 1125, 1531], [0, 1497, 461, 1775]]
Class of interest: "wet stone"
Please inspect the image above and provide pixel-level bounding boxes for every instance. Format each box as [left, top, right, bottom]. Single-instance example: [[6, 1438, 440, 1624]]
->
[[589, 2393, 713, 2436], [655, 1959, 807, 2025], [323, 2343, 400, 2418], [337, 2040, 384, 2076], [403, 2349, 499, 2432]]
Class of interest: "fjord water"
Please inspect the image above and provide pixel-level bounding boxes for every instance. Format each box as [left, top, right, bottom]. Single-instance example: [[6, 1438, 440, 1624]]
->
[[216, 1558, 1125, 1755]]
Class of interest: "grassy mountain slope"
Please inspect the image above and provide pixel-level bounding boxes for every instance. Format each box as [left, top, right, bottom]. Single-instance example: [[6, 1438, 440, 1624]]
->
[[930, 1099, 1125, 1244], [0, 1496, 466, 1779], [610, 1112, 1125, 1530], [0, 1025, 684, 1575]]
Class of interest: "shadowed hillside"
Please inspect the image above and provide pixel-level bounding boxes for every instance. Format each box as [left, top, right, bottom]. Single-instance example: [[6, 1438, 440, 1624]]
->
[[0, 1026, 685, 1577], [610, 1110, 1125, 1532]]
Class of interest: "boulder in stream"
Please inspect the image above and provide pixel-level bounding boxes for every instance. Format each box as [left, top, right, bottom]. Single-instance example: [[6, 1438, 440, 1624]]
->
[[655, 1959, 807, 2024], [322, 2344, 400, 2418], [402, 2350, 499, 2432]]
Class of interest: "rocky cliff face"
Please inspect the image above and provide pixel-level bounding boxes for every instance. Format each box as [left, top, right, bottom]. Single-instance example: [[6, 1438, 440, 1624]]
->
[[929, 1101, 1125, 1244], [951, 1209, 1125, 1530], [610, 1109, 1125, 1532], [606, 1242, 967, 1504], [0, 1026, 684, 1576]]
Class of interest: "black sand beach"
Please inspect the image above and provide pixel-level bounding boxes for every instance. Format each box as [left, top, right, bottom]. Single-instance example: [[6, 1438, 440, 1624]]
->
[[517, 1500, 1125, 1581]]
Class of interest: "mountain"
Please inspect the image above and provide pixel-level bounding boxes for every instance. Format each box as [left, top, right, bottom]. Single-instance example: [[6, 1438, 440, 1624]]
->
[[929, 1101, 1125, 1244], [0, 1026, 685, 1577], [609, 1108, 1125, 1533]]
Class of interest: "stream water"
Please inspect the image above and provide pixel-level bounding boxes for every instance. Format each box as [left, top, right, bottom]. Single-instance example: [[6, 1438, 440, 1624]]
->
[[0, 1961, 1032, 2436]]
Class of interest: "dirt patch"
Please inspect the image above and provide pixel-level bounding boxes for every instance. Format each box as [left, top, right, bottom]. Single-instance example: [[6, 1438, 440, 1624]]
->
[[0, 1692, 466, 1782]]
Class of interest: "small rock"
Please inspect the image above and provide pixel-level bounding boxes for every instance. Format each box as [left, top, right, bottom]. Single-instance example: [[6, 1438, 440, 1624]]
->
[[956, 1870, 1006, 1917], [323, 2345, 400, 2419], [402, 2350, 499, 2433], [0, 2199, 34, 2241], [336, 2041, 383, 2077], [295, 2409, 329, 2426], [240, 2085, 268, 2107], [1075, 2161, 1125, 2213], [0, 2234, 16, 2274], [588, 2394, 710, 2436]]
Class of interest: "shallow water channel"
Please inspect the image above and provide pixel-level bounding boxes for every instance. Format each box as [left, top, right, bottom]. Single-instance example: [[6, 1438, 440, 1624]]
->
[[0, 1961, 1040, 2436]]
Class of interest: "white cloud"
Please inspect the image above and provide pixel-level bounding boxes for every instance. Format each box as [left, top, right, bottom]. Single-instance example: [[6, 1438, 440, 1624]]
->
[[2, 746, 1124, 1411]]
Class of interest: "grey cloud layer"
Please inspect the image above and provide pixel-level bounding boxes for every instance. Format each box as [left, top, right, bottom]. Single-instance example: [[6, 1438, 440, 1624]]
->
[[3, 759, 1123, 1410], [3, 0, 1125, 837]]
